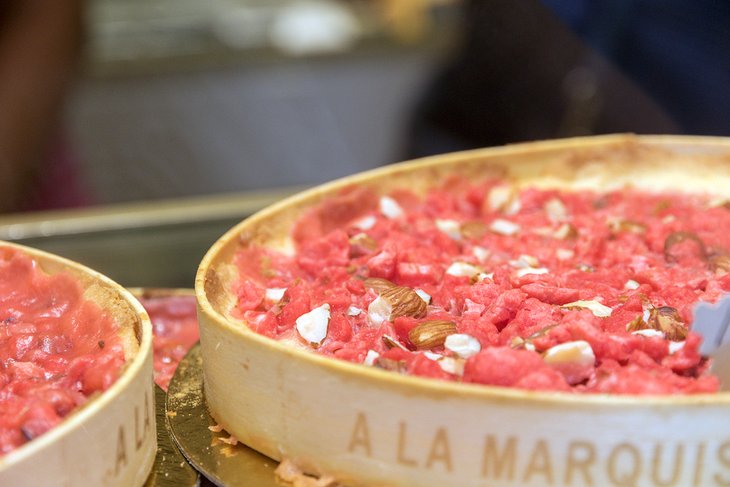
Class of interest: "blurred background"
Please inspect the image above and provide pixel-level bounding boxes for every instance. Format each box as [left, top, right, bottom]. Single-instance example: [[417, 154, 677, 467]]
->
[[1, 0, 728, 286]]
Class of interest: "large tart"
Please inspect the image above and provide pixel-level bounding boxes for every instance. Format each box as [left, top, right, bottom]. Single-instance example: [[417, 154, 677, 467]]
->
[[197, 135, 730, 487], [0, 242, 155, 486]]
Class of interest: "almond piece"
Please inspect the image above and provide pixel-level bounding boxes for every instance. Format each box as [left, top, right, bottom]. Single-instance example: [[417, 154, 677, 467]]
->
[[363, 277, 396, 293], [295, 304, 331, 345], [435, 219, 462, 240], [562, 300, 612, 317], [408, 320, 457, 350], [461, 221, 488, 240], [544, 197, 569, 223], [367, 285, 427, 326], [489, 218, 520, 236], [626, 306, 687, 341], [543, 340, 595, 385], [382, 334, 409, 351], [444, 333, 481, 358], [381, 286, 428, 320], [648, 306, 687, 341], [349, 233, 378, 255]]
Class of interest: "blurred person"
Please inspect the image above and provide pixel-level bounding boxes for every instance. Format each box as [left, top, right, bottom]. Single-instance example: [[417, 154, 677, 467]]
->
[[0, 0, 89, 213], [407, 0, 729, 157]]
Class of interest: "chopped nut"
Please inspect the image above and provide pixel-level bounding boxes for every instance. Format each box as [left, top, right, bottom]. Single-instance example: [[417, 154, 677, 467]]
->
[[265, 288, 287, 303], [472, 246, 491, 262], [489, 218, 520, 236], [669, 341, 686, 354], [624, 279, 640, 290], [544, 197, 569, 223], [374, 357, 407, 373], [381, 286, 428, 319], [543, 340, 595, 385], [353, 215, 376, 230], [295, 304, 331, 345], [437, 357, 465, 376], [414, 288, 431, 304], [367, 285, 427, 325], [626, 306, 687, 341], [444, 333, 481, 358], [349, 233, 378, 254], [663, 231, 707, 262], [363, 350, 380, 366], [608, 218, 647, 235], [379, 196, 403, 219], [510, 254, 540, 269], [527, 324, 559, 341], [562, 300, 612, 317], [363, 277, 396, 293], [346, 305, 362, 316], [648, 306, 687, 341], [515, 267, 549, 278], [487, 185, 520, 214], [382, 334, 409, 351], [554, 223, 578, 240], [446, 261, 481, 278], [631, 329, 664, 338], [408, 320, 457, 350], [435, 219, 462, 240], [461, 221, 488, 240]]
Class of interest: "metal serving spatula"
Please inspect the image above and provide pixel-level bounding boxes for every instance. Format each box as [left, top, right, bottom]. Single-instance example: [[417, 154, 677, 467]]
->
[[693, 296, 730, 391]]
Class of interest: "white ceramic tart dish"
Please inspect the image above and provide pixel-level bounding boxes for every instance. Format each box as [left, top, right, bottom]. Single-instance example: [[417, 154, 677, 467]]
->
[[0, 242, 156, 486], [196, 135, 730, 487]]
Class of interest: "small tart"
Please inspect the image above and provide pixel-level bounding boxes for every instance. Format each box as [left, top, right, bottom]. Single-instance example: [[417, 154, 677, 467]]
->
[[0, 243, 155, 486]]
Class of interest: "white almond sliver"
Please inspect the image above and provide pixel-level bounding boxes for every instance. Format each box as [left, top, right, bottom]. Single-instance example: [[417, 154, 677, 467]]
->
[[624, 279, 640, 290], [632, 329, 664, 338], [516, 267, 549, 277], [265, 288, 287, 303], [295, 304, 331, 345], [379, 196, 403, 219], [363, 350, 380, 366], [487, 186, 514, 211], [509, 254, 540, 269], [367, 295, 392, 326], [354, 215, 377, 230], [472, 246, 491, 262], [435, 219, 462, 240], [446, 262, 481, 278], [444, 333, 481, 359], [544, 197, 568, 223], [669, 341, 686, 354], [437, 357, 465, 376], [423, 351, 442, 361], [415, 289, 431, 304], [346, 305, 362, 316], [489, 218, 520, 236], [476, 272, 493, 282], [562, 300, 613, 317], [543, 340, 595, 368]]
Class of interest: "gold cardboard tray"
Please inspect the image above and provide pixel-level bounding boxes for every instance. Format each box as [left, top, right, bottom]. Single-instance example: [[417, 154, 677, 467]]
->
[[166, 344, 278, 486]]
